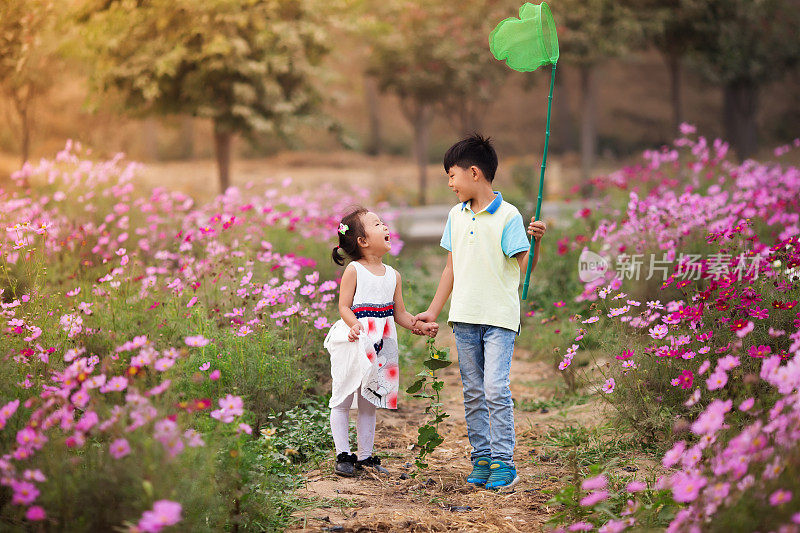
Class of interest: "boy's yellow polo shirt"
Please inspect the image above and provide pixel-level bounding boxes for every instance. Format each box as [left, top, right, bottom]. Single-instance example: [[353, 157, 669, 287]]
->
[[440, 191, 530, 332]]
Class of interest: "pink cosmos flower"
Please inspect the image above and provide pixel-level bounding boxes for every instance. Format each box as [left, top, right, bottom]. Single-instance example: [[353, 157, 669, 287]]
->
[[616, 349, 633, 360], [580, 490, 609, 506], [138, 500, 182, 532], [313, 317, 330, 330], [581, 475, 607, 491], [568, 522, 594, 531], [706, 371, 728, 391], [110, 438, 131, 459], [184, 335, 210, 347], [0, 399, 20, 420], [678, 370, 694, 389], [199, 362, 211, 371], [209, 369, 221, 381], [747, 345, 771, 358], [599, 520, 628, 533], [671, 471, 707, 502], [11, 480, 39, 505], [238, 423, 252, 435], [663, 441, 686, 468], [626, 481, 646, 492], [602, 378, 615, 394], [187, 296, 198, 308], [769, 489, 792, 506], [154, 358, 174, 372], [698, 360, 711, 375], [735, 321, 755, 338], [100, 376, 128, 393], [25, 506, 46, 521], [649, 324, 668, 339], [739, 398, 754, 411]]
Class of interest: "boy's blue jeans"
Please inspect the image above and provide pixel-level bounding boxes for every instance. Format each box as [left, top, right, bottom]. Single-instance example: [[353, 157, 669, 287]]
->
[[452, 322, 516, 465]]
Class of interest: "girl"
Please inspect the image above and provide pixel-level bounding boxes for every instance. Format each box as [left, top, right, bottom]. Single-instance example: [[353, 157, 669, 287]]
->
[[324, 207, 437, 477]]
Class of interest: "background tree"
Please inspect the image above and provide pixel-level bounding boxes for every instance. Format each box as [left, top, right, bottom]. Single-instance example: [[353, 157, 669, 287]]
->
[[78, 0, 331, 193], [0, 0, 57, 167], [684, 0, 800, 160], [549, 0, 642, 195], [632, 0, 700, 133], [366, 1, 509, 205]]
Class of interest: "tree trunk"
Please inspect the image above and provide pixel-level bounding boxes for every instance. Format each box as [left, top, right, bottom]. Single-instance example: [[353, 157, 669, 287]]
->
[[723, 79, 758, 161], [213, 121, 233, 194], [667, 53, 683, 134], [12, 88, 33, 167], [20, 110, 30, 166], [411, 104, 433, 205], [179, 116, 195, 159], [143, 117, 159, 160], [364, 76, 382, 156], [553, 67, 578, 154], [579, 65, 597, 198]]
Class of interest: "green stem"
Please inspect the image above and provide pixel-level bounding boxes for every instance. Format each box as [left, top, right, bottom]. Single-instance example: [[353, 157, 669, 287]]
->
[[522, 63, 557, 301]]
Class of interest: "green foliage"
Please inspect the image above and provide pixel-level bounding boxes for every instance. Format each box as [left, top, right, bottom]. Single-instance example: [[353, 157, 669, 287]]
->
[[0, 0, 59, 159], [547, 0, 644, 66], [405, 339, 451, 471], [683, 0, 800, 84], [78, 0, 333, 137]]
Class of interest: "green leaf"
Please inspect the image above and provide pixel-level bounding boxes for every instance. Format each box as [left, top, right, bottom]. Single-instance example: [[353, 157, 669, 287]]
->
[[423, 358, 451, 370], [405, 378, 425, 394]]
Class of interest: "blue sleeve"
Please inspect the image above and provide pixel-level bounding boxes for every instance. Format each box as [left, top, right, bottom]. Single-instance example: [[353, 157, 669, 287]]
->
[[501, 214, 530, 257], [440, 213, 452, 252]]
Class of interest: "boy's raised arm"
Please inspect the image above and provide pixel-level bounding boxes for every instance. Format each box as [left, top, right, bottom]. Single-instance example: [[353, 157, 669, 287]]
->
[[417, 252, 454, 324]]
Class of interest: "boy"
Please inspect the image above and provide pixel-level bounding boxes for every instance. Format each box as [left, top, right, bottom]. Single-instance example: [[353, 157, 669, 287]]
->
[[415, 133, 546, 490]]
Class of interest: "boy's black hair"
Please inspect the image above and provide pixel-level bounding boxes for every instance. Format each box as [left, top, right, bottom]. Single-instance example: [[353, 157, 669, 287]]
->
[[443, 133, 498, 182], [331, 206, 368, 266]]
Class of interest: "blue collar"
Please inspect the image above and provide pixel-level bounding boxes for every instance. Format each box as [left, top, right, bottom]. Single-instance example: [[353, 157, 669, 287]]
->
[[462, 191, 502, 214]]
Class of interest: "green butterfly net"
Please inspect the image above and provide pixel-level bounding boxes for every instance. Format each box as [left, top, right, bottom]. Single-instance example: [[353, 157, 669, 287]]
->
[[489, 2, 559, 72], [489, 3, 559, 300]]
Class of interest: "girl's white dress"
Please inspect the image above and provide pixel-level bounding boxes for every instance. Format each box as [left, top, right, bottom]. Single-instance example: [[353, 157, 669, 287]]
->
[[324, 261, 400, 410]]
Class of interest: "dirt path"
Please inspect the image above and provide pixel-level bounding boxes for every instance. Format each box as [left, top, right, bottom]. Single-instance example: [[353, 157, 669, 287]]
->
[[290, 332, 601, 532]]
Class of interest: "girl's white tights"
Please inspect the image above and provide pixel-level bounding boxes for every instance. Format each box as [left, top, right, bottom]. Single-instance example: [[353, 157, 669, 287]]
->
[[330, 390, 376, 461]]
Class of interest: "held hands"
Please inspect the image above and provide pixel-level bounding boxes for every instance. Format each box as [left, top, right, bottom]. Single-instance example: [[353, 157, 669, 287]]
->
[[528, 219, 547, 239], [347, 322, 363, 342], [411, 310, 439, 338]]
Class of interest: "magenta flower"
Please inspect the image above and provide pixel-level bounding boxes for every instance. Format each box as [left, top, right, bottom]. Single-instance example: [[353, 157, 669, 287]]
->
[[25, 506, 46, 521], [678, 370, 694, 390], [747, 345, 771, 358], [769, 489, 792, 506], [209, 369, 221, 381], [110, 438, 131, 459], [602, 378, 615, 394], [138, 500, 183, 532], [615, 349, 633, 360]]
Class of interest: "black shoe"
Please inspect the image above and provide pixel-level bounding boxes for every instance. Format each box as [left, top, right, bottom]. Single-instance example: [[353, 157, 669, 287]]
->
[[334, 452, 357, 477], [356, 456, 389, 474]]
